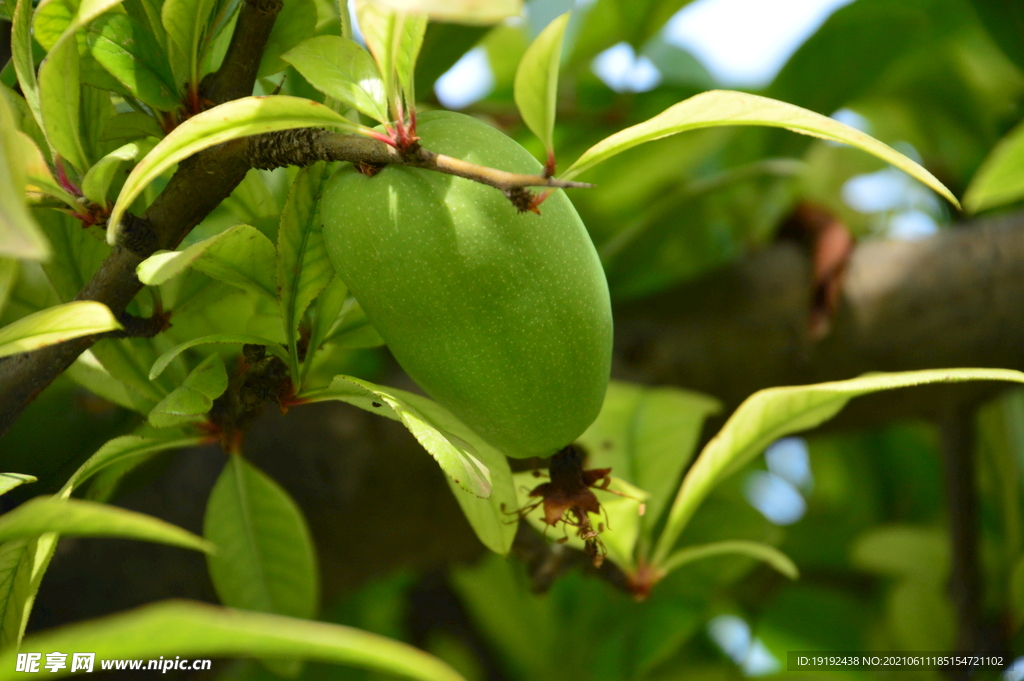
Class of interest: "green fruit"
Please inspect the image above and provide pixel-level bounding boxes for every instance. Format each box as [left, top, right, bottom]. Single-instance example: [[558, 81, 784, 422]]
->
[[321, 111, 612, 458]]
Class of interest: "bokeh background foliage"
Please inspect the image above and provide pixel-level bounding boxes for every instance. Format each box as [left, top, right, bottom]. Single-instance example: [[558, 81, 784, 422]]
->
[[2, 0, 1024, 679]]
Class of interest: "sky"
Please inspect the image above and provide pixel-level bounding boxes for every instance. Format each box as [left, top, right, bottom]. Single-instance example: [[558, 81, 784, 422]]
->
[[436, 0, 858, 106]]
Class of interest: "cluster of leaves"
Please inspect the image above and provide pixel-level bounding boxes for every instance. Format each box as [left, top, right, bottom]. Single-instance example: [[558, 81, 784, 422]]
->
[[3, 0, 1024, 678]]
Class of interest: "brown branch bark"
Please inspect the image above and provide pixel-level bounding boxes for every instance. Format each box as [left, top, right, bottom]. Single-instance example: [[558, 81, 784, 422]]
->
[[0, 0, 281, 438], [939, 409, 984, 672], [613, 210, 1024, 427]]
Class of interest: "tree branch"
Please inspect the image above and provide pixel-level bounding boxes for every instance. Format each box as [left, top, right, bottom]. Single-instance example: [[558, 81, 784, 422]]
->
[[0, 0, 281, 439], [613, 210, 1024, 428]]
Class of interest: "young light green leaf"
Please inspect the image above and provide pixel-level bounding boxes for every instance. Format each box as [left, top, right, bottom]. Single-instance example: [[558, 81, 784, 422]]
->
[[0, 99, 50, 260], [302, 376, 516, 554], [149, 332, 285, 380], [138, 223, 277, 300], [11, 0, 43, 134], [67, 350, 156, 412], [38, 40, 87, 172], [0, 301, 122, 359], [652, 368, 1024, 566], [512, 470, 648, 571], [149, 353, 228, 428], [398, 389, 517, 555], [34, 0, 129, 173], [257, 0, 318, 78], [205, 457, 319, 620], [354, 1, 427, 115], [0, 496, 212, 552], [963, 118, 1024, 213], [102, 110, 167, 143], [63, 432, 204, 493], [0, 474, 37, 497], [576, 381, 721, 528], [0, 536, 58, 650], [658, 540, 798, 579], [81, 141, 142, 207], [88, 13, 181, 112], [0, 600, 465, 681], [18, 131, 79, 208], [513, 11, 569, 156], [369, 0, 521, 25], [560, 90, 960, 209], [302, 376, 492, 499], [277, 162, 334, 382], [0, 430, 199, 650], [327, 323, 384, 349], [161, 0, 217, 86], [304, 276, 348, 374], [108, 96, 362, 244], [281, 36, 389, 123]]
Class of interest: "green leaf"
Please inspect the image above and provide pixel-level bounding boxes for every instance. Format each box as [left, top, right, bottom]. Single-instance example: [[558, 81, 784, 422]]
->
[[257, 0, 318, 78], [149, 352, 228, 428], [658, 540, 799, 579], [0, 536, 58, 650], [513, 11, 569, 156], [64, 432, 204, 492], [18, 131, 78, 208], [305, 276, 347, 369], [281, 36, 389, 123], [0, 258, 15, 318], [0, 430, 199, 650], [513, 470, 648, 571], [81, 141, 142, 206], [38, 40, 87, 172], [354, 0, 427, 115], [0, 600, 465, 681], [108, 96, 362, 244], [67, 350, 155, 412], [87, 13, 181, 111], [651, 368, 1024, 566], [576, 381, 721, 529], [161, 0, 217, 86], [137, 223, 277, 300], [11, 0, 43, 136], [0, 301, 122, 358], [303, 376, 518, 554], [277, 162, 334, 382], [102, 110, 166, 143], [205, 457, 318, 619], [34, 0, 129, 173], [560, 90, 960, 209], [963, 118, 1024, 213], [0, 97, 50, 260], [149, 332, 285, 380], [396, 388, 517, 555], [304, 376, 490, 497], [369, 0, 521, 24], [0, 496, 212, 552], [0, 474, 36, 497]]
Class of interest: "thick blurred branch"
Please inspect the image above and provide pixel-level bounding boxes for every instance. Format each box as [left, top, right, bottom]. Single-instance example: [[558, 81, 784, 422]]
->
[[613, 210, 1024, 425]]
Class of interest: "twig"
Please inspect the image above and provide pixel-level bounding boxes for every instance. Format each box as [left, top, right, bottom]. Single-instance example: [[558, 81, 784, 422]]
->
[[247, 128, 593, 191]]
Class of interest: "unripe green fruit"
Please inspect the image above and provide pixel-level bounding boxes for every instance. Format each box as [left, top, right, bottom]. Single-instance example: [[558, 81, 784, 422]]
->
[[321, 111, 612, 458]]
